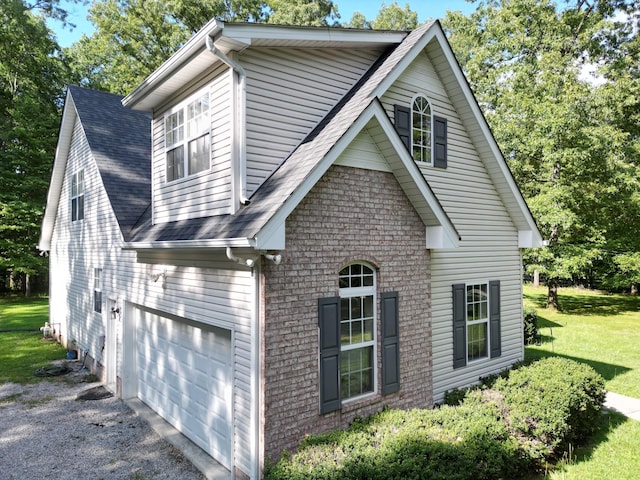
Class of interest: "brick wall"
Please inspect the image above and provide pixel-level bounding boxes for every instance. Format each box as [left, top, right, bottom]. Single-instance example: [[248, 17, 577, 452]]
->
[[262, 165, 432, 461]]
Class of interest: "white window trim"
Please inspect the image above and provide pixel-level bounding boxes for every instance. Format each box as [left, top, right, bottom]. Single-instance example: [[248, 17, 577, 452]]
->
[[411, 93, 434, 166], [466, 282, 490, 364], [70, 169, 85, 222], [339, 263, 378, 403], [163, 86, 212, 183], [94, 268, 103, 314]]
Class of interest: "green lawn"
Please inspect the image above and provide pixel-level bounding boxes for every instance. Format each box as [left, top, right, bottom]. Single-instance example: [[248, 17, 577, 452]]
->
[[523, 286, 640, 480], [0, 296, 65, 384]]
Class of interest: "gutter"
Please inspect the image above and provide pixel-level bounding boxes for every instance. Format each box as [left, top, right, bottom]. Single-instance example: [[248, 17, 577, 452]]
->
[[205, 35, 249, 209]]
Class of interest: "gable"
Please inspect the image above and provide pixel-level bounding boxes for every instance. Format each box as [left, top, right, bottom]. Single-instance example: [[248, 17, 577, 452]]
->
[[39, 87, 151, 251]]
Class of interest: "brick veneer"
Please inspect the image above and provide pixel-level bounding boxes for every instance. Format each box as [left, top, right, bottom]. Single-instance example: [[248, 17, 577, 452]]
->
[[262, 164, 432, 462]]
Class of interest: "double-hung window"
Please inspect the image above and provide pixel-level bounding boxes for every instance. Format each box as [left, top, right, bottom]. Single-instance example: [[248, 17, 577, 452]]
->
[[71, 170, 84, 221], [466, 283, 488, 362], [93, 268, 102, 313], [165, 90, 210, 182], [339, 264, 376, 401], [452, 281, 501, 369]]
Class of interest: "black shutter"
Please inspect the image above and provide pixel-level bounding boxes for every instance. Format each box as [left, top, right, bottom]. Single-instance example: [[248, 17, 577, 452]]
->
[[452, 283, 466, 369], [433, 115, 447, 169], [318, 297, 341, 414], [489, 280, 501, 358], [381, 291, 400, 395], [394, 104, 411, 151]]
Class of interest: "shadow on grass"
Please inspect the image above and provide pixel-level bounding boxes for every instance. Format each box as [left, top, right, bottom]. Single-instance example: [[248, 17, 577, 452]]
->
[[524, 289, 640, 317], [525, 349, 631, 383]]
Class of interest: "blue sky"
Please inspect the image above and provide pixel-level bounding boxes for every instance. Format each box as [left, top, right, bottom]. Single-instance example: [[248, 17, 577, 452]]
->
[[50, 0, 478, 47]]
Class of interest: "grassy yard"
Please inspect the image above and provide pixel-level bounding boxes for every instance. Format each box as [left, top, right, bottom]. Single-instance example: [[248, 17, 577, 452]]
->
[[524, 285, 640, 398], [0, 296, 65, 384], [523, 286, 640, 480]]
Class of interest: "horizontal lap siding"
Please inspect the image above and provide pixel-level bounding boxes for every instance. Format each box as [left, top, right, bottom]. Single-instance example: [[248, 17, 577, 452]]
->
[[381, 53, 524, 403], [152, 67, 232, 223], [50, 118, 121, 362], [242, 47, 384, 194]]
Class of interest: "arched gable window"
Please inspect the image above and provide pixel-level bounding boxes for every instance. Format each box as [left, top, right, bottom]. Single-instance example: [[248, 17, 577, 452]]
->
[[412, 95, 432, 163], [394, 97, 447, 168]]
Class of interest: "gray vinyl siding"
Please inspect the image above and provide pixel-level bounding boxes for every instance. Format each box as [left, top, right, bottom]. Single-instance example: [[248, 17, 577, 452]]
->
[[50, 118, 258, 477], [151, 66, 232, 224], [241, 47, 385, 194], [49, 117, 116, 362], [380, 51, 524, 403]]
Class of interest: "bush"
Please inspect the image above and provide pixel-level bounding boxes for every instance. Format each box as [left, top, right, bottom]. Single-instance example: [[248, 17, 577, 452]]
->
[[265, 358, 606, 479], [493, 357, 606, 460], [524, 307, 539, 345]]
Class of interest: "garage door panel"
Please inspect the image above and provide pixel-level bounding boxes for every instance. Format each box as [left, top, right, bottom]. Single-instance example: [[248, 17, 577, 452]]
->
[[135, 308, 232, 469]]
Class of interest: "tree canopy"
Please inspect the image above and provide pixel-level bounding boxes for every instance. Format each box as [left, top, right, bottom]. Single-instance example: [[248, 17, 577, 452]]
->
[[0, 0, 68, 293], [443, 0, 640, 307]]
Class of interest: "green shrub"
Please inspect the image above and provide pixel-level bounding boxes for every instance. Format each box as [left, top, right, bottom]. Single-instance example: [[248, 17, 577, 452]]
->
[[265, 358, 605, 479], [493, 357, 606, 459], [523, 307, 539, 345]]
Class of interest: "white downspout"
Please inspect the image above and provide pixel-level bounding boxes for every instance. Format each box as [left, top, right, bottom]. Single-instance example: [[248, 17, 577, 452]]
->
[[205, 35, 249, 210]]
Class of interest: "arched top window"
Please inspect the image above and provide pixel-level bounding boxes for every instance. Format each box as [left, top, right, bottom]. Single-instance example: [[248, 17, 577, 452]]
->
[[412, 95, 432, 164], [338, 263, 376, 401]]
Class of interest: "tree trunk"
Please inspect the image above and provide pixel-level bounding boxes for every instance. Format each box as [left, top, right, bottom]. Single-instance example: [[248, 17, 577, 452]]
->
[[25, 273, 31, 297], [547, 278, 560, 310], [631, 284, 638, 296], [533, 269, 540, 287]]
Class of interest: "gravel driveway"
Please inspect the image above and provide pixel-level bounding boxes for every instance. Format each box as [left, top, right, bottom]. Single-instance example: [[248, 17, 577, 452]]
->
[[0, 362, 205, 480]]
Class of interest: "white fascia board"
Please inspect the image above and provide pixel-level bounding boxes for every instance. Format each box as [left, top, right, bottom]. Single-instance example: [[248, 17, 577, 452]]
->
[[38, 91, 77, 251], [222, 22, 408, 45], [122, 18, 224, 109], [253, 220, 285, 250], [122, 237, 255, 251]]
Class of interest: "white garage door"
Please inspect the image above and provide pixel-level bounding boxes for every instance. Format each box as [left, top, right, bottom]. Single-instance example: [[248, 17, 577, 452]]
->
[[136, 309, 232, 469]]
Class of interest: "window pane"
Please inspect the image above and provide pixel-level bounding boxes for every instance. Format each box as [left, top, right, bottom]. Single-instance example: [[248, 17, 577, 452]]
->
[[188, 134, 210, 175], [187, 95, 209, 138], [340, 347, 373, 400], [351, 320, 363, 343], [71, 174, 77, 197], [165, 111, 184, 146], [71, 198, 77, 221], [340, 298, 349, 321], [363, 319, 373, 341], [467, 322, 488, 361], [341, 321, 350, 346], [363, 295, 373, 318], [351, 297, 362, 320], [166, 147, 184, 181], [77, 196, 84, 220]]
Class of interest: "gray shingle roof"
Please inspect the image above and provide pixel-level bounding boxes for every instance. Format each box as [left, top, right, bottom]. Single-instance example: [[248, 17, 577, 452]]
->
[[126, 22, 436, 245], [69, 86, 151, 238]]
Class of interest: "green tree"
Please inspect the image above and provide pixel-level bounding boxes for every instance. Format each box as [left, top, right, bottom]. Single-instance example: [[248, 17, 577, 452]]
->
[[66, 0, 340, 94], [0, 0, 67, 294], [444, 0, 640, 307], [370, 1, 418, 30]]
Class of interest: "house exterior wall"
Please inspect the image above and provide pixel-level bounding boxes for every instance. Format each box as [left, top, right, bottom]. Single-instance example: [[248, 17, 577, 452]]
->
[[49, 116, 122, 364], [50, 117, 258, 477], [380, 51, 524, 402], [262, 164, 432, 461], [241, 47, 385, 194], [151, 64, 232, 223]]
